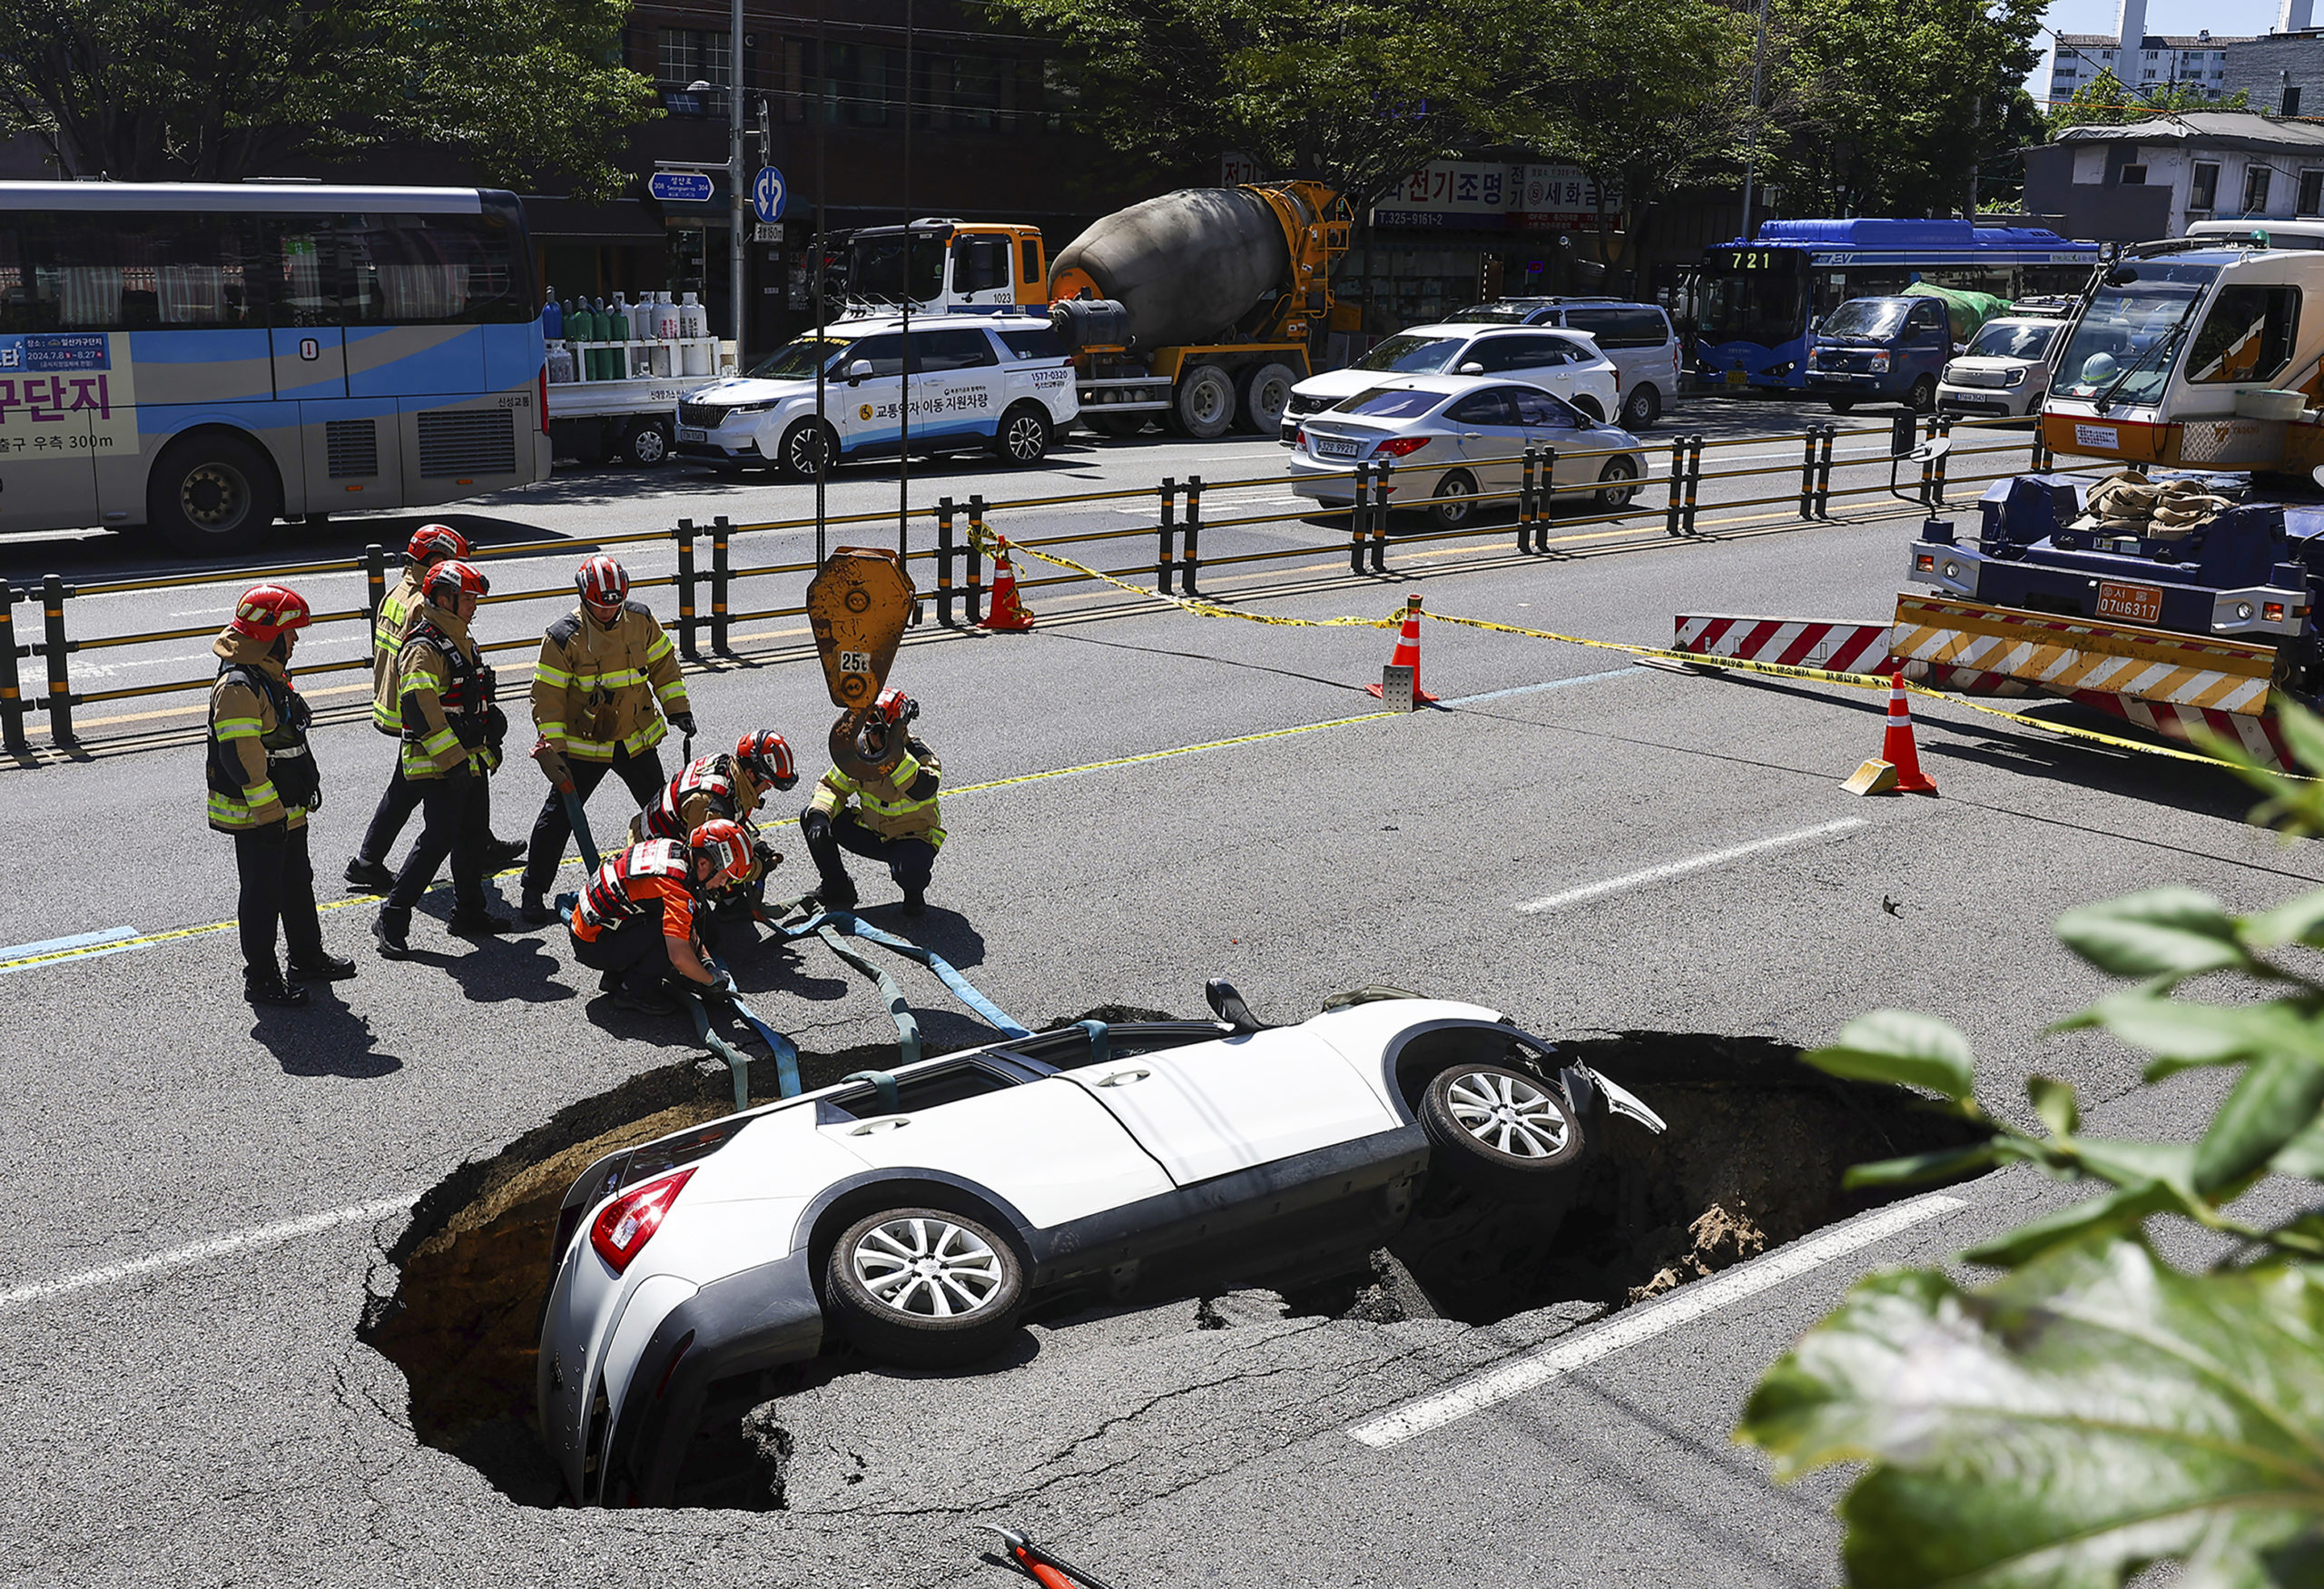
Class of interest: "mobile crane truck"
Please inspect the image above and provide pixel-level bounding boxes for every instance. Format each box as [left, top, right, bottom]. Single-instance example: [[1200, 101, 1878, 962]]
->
[[838, 183, 1352, 439], [1888, 220, 2324, 768]]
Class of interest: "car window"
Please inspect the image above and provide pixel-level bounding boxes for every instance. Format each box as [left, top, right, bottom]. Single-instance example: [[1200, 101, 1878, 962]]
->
[[1965, 321, 2059, 360], [822, 1060, 1018, 1119], [1465, 335, 1568, 372], [951, 234, 1009, 294], [1005, 1023, 1223, 1072], [1353, 333, 1464, 373], [1446, 388, 1519, 425], [846, 333, 906, 377], [915, 327, 998, 371], [1564, 306, 1669, 349], [997, 325, 1068, 360], [1511, 390, 1581, 428], [1908, 301, 1947, 334], [1337, 387, 1446, 419]]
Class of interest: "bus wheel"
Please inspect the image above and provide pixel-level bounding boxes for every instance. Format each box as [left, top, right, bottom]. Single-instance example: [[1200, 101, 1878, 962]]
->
[[146, 434, 281, 556]]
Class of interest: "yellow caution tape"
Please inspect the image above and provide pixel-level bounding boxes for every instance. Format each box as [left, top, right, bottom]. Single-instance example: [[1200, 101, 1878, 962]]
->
[[968, 524, 1400, 632]]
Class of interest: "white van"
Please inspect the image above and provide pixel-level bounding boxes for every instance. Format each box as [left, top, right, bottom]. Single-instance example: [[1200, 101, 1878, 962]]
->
[[1447, 299, 1683, 429], [672, 311, 1078, 477]]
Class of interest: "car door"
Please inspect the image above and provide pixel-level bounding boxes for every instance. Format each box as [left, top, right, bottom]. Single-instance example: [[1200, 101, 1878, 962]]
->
[[913, 327, 1000, 444], [832, 332, 904, 455], [1904, 298, 1950, 386], [1509, 387, 1590, 492], [1440, 385, 1529, 494], [1061, 1027, 1403, 1187]]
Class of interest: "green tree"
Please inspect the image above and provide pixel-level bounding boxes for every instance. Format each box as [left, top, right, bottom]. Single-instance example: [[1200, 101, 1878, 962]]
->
[[1760, 0, 2047, 215], [1734, 702, 2324, 1585], [2046, 65, 2250, 133], [0, 0, 658, 199]]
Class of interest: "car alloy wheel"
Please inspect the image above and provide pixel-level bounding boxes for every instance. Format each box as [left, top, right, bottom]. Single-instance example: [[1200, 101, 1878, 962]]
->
[[852, 1215, 1006, 1318], [779, 419, 832, 479], [1430, 469, 1478, 529], [823, 1205, 1027, 1367], [1596, 457, 1639, 510], [1445, 1070, 1569, 1159], [1419, 1061, 1585, 1202], [998, 402, 1050, 464]]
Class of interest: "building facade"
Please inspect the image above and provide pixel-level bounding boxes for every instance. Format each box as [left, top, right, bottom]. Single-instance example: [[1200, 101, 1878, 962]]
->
[[2022, 111, 2324, 241]]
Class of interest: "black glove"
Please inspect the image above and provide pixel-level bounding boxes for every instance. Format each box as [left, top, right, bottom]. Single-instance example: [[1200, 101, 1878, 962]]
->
[[669, 711, 697, 736], [246, 816, 290, 847], [753, 838, 781, 871], [800, 808, 832, 844]]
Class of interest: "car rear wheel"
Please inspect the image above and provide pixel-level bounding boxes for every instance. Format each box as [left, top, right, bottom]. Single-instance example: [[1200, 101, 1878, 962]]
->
[[1421, 1062, 1585, 1203], [994, 401, 1052, 465], [777, 418, 836, 480], [1428, 469, 1479, 529], [1170, 365, 1236, 439], [1620, 384, 1661, 429], [1595, 456, 1640, 511], [1827, 398, 1855, 414], [824, 1208, 1026, 1367], [1236, 362, 1298, 435]]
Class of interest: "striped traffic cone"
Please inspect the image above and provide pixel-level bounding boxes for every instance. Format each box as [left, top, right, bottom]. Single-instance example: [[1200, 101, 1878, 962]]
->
[[1844, 666, 1938, 795], [1365, 594, 1438, 705], [981, 535, 1034, 632]]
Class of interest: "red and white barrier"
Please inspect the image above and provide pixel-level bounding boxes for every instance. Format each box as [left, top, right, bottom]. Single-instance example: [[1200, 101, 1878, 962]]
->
[[1673, 615, 1893, 676]]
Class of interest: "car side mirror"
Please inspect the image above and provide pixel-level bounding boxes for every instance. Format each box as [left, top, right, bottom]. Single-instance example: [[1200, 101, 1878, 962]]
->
[[1458, 362, 1484, 374], [847, 360, 873, 385]]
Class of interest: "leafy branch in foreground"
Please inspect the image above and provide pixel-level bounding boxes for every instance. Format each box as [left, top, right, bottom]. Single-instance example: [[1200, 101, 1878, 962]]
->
[[1735, 716, 2324, 1585]]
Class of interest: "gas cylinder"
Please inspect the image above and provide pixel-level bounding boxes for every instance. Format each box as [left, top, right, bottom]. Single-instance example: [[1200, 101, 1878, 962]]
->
[[679, 291, 705, 339], [655, 291, 681, 340], [545, 341, 575, 383], [542, 290, 562, 340]]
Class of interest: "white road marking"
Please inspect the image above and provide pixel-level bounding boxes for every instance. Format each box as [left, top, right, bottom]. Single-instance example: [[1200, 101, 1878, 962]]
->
[[1514, 816, 1866, 913], [1345, 1192, 1967, 1448], [0, 1195, 418, 1312], [0, 924, 147, 977]]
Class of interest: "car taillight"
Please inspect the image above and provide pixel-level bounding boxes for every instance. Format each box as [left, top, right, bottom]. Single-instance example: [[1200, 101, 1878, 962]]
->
[[1375, 436, 1430, 458], [1292, 425, 1306, 449], [590, 1168, 694, 1274]]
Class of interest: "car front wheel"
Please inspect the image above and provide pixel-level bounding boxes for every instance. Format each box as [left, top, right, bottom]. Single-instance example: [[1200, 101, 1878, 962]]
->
[[1594, 456, 1640, 511], [777, 418, 836, 480], [1827, 397, 1855, 414], [1421, 1062, 1585, 1203], [824, 1208, 1026, 1367], [1906, 375, 1937, 413]]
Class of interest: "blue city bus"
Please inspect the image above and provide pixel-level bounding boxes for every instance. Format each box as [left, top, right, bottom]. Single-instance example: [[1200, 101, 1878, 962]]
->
[[1695, 219, 2101, 392], [0, 183, 548, 552]]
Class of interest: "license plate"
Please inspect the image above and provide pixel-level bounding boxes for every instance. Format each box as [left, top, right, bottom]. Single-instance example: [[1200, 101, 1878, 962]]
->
[[1724, 370, 1748, 388], [2095, 579, 2164, 625], [1315, 438, 1359, 459], [676, 426, 706, 444]]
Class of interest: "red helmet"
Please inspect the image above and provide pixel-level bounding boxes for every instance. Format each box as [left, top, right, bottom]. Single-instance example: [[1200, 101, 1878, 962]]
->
[[425, 559, 490, 607], [689, 818, 753, 887], [405, 523, 470, 565], [734, 729, 797, 792], [576, 555, 630, 614], [230, 583, 313, 642], [873, 687, 919, 728]]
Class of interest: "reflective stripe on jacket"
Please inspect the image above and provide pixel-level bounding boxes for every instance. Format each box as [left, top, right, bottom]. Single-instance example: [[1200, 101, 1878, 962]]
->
[[206, 630, 305, 833], [529, 601, 689, 764], [810, 736, 943, 846], [570, 839, 701, 943], [639, 753, 762, 843], [396, 607, 494, 781], [369, 568, 423, 735]]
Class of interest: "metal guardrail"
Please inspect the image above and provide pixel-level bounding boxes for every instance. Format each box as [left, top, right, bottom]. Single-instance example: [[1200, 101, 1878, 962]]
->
[[2, 413, 2063, 755]]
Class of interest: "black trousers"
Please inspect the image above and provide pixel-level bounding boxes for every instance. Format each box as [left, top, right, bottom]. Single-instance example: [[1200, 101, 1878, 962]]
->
[[523, 745, 666, 897], [568, 913, 671, 993], [805, 811, 937, 898], [356, 754, 423, 868], [386, 768, 490, 913], [235, 821, 325, 975]]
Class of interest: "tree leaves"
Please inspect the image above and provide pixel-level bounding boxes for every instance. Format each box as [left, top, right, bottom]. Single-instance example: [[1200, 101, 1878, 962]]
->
[[1805, 1011, 1975, 1101], [2054, 890, 2251, 981], [1739, 1240, 2324, 1588]]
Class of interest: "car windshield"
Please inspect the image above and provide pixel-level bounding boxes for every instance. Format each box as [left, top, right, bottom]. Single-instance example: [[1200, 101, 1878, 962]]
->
[[1965, 321, 2059, 360], [2053, 262, 2221, 406], [1353, 334, 1466, 373], [747, 336, 852, 380], [1819, 299, 1911, 340], [1336, 387, 1446, 419]]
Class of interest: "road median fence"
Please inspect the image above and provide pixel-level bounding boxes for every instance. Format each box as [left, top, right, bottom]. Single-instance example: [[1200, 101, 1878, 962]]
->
[[2, 413, 2076, 758]]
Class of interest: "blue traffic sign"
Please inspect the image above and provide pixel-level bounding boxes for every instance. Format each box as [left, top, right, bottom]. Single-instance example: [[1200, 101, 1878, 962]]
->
[[752, 166, 787, 224], [648, 171, 714, 203]]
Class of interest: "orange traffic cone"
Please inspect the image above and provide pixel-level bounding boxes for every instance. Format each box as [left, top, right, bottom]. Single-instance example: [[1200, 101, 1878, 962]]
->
[[1365, 594, 1439, 705], [982, 535, 1034, 632], [1844, 666, 1938, 795]]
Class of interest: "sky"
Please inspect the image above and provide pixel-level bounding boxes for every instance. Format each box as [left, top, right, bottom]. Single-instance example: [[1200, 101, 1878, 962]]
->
[[2032, 0, 2281, 88]]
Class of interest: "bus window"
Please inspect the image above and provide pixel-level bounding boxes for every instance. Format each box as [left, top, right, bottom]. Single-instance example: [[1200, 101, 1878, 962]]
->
[[342, 212, 527, 326], [2187, 285, 2299, 383], [264, 217, 340, 328]]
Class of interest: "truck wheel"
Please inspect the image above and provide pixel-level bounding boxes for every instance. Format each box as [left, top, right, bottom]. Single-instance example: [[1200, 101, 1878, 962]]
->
[[1170, 366, 1236, 439], [1906, 375, 1937, 414], [144, 432, 281, 556], [622, 419, 672, 468], [1236, 362, 1298, 435], [1827, 398, 1855, 414], [994, 402, 1051, 465], [777, 418, 836, 480]]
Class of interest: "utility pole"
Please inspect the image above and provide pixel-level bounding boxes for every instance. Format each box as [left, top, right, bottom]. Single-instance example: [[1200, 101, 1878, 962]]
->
[[1738, 0, 1771, 242], [813, 0, 828, 566], [727, 0, 745, 367], [899, 0, 914, 564]]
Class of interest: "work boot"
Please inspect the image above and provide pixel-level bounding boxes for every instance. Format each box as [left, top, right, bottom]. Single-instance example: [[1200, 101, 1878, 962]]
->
[[288, 952, 358, 982], [344, 856, 394, 893], [900, 890, 927, 919], [519, 890, 560, 926], [448, 905, 514, 937], [373, 907, 412, 960], [486, 835, 528, 869], [598, 967, 623, 993], [245, 967, 310, 1007], [814, 874, 858, 913], [612, 984, 678, 1015]]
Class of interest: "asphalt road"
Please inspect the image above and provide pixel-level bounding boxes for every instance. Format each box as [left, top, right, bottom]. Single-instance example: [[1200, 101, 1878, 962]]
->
[[4, 394, 2271, 1588]]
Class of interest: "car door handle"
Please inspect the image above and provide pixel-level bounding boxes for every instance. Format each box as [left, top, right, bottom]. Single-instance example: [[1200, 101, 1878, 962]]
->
[[1095, 1068, 1152, 1087], [848, 1117, 911, 1134], [1459, 432, 1483, 439]]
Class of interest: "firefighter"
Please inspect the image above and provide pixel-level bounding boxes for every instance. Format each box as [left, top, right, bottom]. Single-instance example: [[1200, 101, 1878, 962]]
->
[[347, 524, 525, 892], [375, 559, 511, 957], [207, 584, 357, 1006], [635, 730, 795, 914], [566, 819, 753, 1015], [519, 556, 694, 923], [802, 688, 941, 917]]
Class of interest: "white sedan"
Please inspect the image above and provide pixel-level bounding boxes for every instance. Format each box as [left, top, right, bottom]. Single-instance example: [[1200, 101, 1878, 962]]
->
[[537, 982, 1664, 1505], [1286, 374, 1653, 528]]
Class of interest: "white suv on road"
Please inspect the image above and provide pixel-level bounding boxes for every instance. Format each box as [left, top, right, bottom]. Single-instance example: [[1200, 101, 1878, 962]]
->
[[1447, 299, 1684, 429], [1935, 315, 2066, 420], [674, 312, 1078, 477], [1279, 323, 1619, 443]]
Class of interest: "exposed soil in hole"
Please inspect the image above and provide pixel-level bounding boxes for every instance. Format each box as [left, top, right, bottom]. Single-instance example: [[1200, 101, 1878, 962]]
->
[[361, 1025, 1983, 1509]]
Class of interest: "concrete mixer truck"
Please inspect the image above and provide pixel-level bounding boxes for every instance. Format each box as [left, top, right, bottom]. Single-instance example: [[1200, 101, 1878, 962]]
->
[[837, 182, 1352, 439]]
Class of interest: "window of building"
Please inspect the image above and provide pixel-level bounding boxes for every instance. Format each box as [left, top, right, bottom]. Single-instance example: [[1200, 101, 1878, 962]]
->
[[2289, 86, 2306, 118], [2191, 162, 2221, 211], [657, 29, 731, 114], [2302, 171, 2324, 215], [2121, 164, 2147, 184], [2246, 163, 2275, 213]]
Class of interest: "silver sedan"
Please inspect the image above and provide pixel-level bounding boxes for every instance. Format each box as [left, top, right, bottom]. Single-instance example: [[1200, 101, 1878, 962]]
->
[[1285, 373, 1651, 528]]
